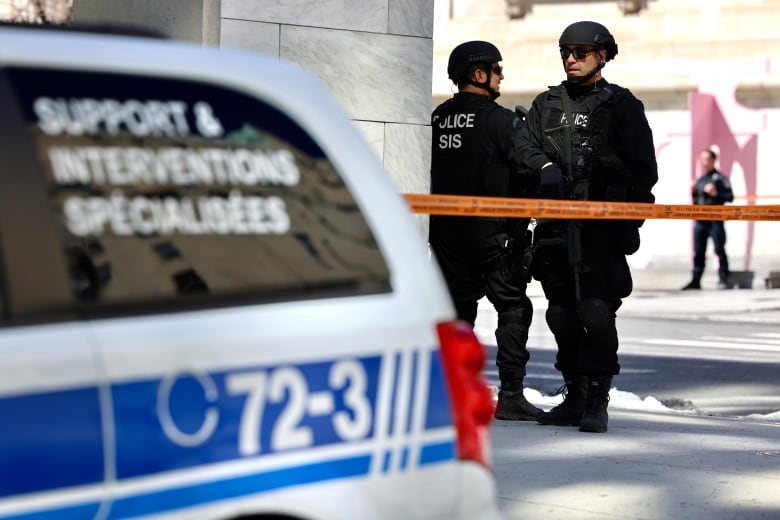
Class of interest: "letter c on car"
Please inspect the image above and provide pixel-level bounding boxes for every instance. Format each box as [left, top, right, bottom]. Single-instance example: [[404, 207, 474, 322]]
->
[[157, 371, 219, 447]]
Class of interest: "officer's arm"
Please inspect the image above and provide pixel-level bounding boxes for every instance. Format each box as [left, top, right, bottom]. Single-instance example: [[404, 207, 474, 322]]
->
[[716, 176, 735, 203], [515, 97, 555, 174], [613, 97, 658, 205]]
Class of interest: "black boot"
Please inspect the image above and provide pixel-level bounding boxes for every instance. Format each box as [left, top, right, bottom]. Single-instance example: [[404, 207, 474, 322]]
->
[[681, 278, 701, 290], [495, 387, 542, 421], [579, 376, 612, 433], [536, 376, 587, 426]]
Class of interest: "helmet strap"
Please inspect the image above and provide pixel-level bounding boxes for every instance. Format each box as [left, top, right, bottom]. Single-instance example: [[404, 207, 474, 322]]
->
[[567, 60, 604, 85], [465, 65, 501, 99]]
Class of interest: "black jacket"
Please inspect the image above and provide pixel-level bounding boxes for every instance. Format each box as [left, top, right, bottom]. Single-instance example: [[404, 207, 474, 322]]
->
[[517, 79, 657, 208], [431, 92, 531, 199], [517, 79, 658, 300], [692, 169, 733, 205]]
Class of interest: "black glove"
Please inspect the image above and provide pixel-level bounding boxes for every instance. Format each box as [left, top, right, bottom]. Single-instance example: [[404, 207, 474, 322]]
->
[[540, 164, 565, 198], [614, 221, 641, 255]]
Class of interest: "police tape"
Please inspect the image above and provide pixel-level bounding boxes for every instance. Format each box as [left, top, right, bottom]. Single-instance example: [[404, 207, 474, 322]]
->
[[403, 194, 780, 221]]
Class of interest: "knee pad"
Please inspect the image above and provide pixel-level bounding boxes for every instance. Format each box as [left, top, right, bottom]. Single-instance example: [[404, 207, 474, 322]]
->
[[577, 298, 612, 332], [545, 305, 578, 336]]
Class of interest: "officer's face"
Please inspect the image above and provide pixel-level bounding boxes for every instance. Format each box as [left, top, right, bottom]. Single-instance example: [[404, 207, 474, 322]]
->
[[470, 62, 503, 98], [479, 62, 503, 94], [700, 151, 716, 171], [560, 45, 605, 84]]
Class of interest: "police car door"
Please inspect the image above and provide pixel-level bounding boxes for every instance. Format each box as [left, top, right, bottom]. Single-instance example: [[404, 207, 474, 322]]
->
[[0, 66, 111, 519]]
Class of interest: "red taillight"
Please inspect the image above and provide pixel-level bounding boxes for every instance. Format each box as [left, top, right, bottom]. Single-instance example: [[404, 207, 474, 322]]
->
[[436, 320, 495, 467]]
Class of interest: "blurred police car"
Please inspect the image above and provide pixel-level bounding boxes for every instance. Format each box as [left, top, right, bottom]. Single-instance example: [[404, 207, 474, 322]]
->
[[0, 24, 502, 520]]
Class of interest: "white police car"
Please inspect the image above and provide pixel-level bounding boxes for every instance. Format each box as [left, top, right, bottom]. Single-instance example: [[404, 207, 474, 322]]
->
[[0, 24, 502, 520]]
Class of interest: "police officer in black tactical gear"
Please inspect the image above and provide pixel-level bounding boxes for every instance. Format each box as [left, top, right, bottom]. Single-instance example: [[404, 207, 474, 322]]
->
[[681, 147, 734, 290], [516, 22, 658, 433], [430, 41, 540, 421]]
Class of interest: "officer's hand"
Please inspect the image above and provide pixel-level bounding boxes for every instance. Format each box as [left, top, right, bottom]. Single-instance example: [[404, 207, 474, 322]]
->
[[540, 164, 565, 198]]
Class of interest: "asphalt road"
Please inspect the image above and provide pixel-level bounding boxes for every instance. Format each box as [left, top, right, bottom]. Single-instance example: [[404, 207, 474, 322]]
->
[[478, 291, 780, 417]]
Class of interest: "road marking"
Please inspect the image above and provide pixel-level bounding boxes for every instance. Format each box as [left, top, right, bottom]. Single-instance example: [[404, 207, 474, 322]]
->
[[702, 335, 780, 346], [645, 338, 780, 352], [750, 332, 780, 339]]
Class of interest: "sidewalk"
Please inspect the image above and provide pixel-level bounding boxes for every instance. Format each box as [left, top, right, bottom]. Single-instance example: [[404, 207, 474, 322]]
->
[[491, 411, 780, 519], [491, 269, 780, 519], [623, 270, 780, 324], [524, 268, 780, 323]]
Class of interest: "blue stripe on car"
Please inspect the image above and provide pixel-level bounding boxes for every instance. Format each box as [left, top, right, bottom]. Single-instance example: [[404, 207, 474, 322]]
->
[[107, 455, 372, 519], [0, 387, 104, 497]]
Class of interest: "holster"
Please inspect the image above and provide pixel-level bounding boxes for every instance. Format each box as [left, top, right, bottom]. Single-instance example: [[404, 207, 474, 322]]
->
[[502, 229, 533, 285]]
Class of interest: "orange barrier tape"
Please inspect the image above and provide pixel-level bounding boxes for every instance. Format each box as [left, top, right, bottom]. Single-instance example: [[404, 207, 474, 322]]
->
[[403, 194, 780, 221]]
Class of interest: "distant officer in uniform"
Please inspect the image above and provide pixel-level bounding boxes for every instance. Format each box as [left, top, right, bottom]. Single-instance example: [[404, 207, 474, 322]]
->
[[681, 147, 734, 290], [516, 22, 658, 432], [429, 41, 540, 421]]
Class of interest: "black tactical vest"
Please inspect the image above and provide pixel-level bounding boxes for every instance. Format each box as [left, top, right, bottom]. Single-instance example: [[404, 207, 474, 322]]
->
[[539, 82, 631, 201], [431, 93, 516, 197]]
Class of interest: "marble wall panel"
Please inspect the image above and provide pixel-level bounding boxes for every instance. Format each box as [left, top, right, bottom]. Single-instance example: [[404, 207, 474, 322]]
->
[[354, 121, 429, 237], [384, 123, 431, 195], [73, 0, 219, 43], [222, 0, 387, 33], [386, 122, 431, 238], [281, 26, 432, 125], [389, 0, 434, 37], [219, 19, 280, 56], [352, 121, 385, 164]]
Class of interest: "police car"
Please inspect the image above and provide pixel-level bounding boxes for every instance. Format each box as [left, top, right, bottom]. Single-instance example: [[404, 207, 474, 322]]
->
[[0, 24, 502, 520]]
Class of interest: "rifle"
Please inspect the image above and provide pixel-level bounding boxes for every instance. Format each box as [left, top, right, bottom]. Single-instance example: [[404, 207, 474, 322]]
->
[[565, 219, 584, 302], [537, 92, 591, 302]]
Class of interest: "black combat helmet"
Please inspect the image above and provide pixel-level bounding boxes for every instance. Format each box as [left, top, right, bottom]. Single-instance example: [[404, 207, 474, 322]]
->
[[559, 21, 618, 61], [447, 40, 502, 84]]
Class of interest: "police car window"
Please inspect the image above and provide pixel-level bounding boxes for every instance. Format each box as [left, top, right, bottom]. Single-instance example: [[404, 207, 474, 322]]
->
[[5, 67, 390, 315]]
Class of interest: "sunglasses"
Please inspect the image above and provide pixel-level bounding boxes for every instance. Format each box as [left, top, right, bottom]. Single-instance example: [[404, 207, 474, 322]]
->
[[490, 65, 503, 75], [559, 47, 597, 60]]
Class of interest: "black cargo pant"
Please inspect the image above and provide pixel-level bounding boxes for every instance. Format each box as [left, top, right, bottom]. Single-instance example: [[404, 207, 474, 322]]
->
[[693, 220, 729, 282], [429, 216, 533, 388], [532, 220, 633, 378]]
